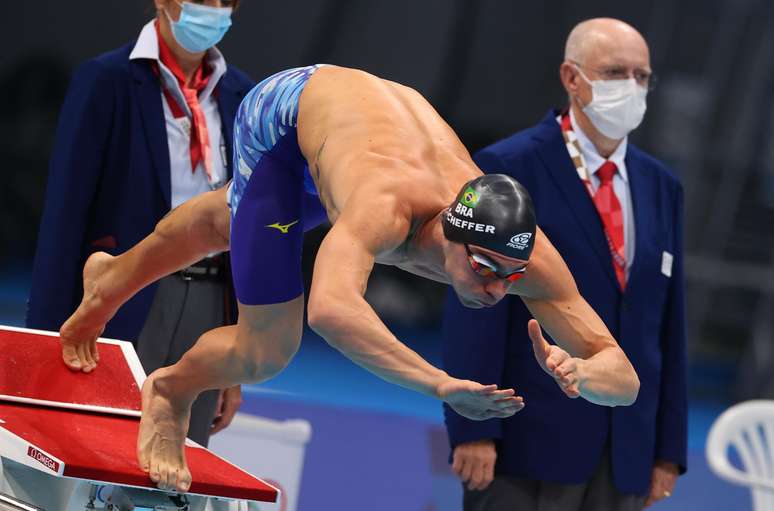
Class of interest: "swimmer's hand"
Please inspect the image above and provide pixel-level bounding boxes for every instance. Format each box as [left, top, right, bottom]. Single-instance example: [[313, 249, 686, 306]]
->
[[439, 379, 524, 421], [529, 319, 582, 399]]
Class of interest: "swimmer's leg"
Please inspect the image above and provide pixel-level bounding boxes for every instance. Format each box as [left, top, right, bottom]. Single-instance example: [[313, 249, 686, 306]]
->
[[137, 65, 323, 492], [137, 297, 303, 492], [138, 189, 306, 492], [60, 187, 231, 372], [139, 124, 312, 493]]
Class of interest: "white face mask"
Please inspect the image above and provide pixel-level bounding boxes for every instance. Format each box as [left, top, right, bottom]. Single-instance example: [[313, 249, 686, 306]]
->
[[576, 67, 648, 140]]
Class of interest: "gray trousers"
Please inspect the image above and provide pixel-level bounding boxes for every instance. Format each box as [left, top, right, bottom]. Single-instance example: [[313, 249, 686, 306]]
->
[[464, 448, 647, 511], [135, 274, 225, 447]]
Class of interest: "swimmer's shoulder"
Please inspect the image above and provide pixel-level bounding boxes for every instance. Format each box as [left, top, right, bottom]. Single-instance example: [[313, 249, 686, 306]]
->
[[338, 177, 426, 236]]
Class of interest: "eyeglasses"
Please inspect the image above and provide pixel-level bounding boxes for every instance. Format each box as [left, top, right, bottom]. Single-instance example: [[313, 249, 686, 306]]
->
[[571, 60, 657, 91], [465, 245, 528, 282]]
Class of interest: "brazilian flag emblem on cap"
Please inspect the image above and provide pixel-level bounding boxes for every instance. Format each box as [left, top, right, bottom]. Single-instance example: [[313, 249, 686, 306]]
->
[[461, 186, 479, 208]]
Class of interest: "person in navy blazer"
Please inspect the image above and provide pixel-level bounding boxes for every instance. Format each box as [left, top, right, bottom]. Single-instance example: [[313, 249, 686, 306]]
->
[[27, 0, 254, 445], [444, 19, 686, 511]]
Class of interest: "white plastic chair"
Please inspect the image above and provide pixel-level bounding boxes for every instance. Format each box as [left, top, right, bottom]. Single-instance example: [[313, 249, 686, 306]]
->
[[706, 400, 774, 510]]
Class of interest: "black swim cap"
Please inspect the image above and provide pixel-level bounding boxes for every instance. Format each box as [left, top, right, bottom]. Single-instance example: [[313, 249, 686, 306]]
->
[[442, 174, 537, 260]]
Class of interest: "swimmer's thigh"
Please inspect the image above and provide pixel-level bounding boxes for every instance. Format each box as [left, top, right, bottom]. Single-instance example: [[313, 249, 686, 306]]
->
[[230, 155, 306, 307]]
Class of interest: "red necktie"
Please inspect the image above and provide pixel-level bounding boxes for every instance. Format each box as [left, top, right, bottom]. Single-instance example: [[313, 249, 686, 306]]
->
[[156, 23, 213, 182], [593, 161, 627, 290]]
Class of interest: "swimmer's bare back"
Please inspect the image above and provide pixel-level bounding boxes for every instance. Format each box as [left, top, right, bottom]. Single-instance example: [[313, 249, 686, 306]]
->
[[297, 66, 476, 227]]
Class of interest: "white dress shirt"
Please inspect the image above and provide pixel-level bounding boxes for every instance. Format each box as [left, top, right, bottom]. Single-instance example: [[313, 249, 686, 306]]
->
[[129, 20, 228, 209], [569, 109, 636, 274]]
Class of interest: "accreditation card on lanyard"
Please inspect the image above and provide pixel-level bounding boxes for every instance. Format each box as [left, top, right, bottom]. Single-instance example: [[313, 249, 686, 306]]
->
[[557, 112, 627, 274]]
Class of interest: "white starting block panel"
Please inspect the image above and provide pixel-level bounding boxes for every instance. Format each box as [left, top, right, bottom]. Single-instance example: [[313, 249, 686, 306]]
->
[[208, 413, 312, 511], [0, 326, 280, 510]]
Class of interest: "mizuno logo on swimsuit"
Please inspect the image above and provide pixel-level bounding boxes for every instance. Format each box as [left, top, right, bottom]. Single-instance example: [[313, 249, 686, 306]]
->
[[445, 211, 495, 234], [266, 220, 299, 234], [507, 232, 532, 250]]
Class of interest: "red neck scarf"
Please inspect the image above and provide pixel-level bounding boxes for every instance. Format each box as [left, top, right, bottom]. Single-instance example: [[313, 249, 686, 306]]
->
[[155, 22, 213, 181]]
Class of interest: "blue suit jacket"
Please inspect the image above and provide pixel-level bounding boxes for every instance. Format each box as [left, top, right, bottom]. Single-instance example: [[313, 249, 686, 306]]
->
[[442, 111, 687, 495], [26, 42, 255, 342]]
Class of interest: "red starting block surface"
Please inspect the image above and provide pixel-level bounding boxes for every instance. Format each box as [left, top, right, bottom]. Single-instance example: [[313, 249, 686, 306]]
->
[[0, 327, 143, 415], [0, 325, 279, 504]]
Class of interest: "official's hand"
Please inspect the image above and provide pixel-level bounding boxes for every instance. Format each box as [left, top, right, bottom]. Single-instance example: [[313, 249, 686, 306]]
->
[[645, 460, 679, 507], [452, 440, 497, 491], [210, 385, 243, 435], [439, 378, 524, 420], [528, 319, 582, 399]]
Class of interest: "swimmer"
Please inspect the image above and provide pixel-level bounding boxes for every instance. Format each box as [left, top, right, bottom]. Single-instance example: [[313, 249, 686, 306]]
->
[[60, 65, 639, 492]]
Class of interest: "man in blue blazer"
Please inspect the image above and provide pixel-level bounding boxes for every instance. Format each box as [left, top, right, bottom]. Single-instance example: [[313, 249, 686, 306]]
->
[[27, 1, 254, 445], [443, 18, 686, 510]]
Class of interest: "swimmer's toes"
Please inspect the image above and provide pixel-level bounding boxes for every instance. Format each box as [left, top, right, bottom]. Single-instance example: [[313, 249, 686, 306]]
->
[[150, 461, 161, 483], [62, 345, 82, 370], [137, 432, 152, 472], [178, 470, 192, 492], [159, 463, 173, 490]]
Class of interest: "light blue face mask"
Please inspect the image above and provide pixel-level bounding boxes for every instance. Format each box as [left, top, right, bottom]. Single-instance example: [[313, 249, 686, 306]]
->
[[165, 1, 233, 53]]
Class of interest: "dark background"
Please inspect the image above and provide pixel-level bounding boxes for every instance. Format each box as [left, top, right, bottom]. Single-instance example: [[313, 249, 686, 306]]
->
[[2, 0, 774, 406]]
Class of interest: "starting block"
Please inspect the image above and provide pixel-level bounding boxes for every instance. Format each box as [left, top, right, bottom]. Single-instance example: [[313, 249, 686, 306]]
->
[[0, 326, 279, 510]]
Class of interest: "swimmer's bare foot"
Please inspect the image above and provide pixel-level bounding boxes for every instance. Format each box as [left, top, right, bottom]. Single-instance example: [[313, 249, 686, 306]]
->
[[137, 369, 193, 493], [60, 251, 117, 372]]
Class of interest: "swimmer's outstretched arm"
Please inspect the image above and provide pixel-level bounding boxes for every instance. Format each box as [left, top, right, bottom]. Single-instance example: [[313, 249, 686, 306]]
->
[[307, 191, 522, 421], [59, 187, 231, 371], [512, 229, 640, 406]]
